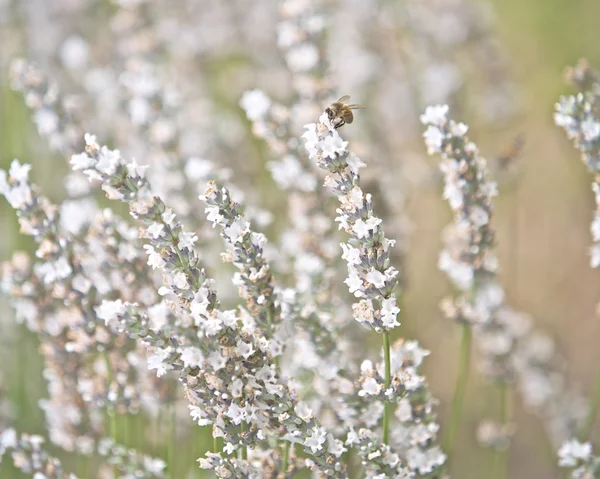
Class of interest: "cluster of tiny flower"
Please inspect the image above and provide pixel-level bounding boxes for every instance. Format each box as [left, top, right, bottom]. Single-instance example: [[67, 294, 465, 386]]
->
[[421, 105, 518, 400], [348, 427, 412, 478], [202, 181, 282, 337], [558, 439, 600, 478], [302, 108, 445, 477], [422, 105, 588, 454], [100, 297, 347, 476], [303, 115, 401, 333], [10, 59, 84, 156], [0, 160, 170, 453], [0, 429, 74, 479], [72, 135, 352, 475], [0, 428, 167, 479], [421, 104, 497, 308], [197, 452, 261, 478], [388, 340, 446, 476], [555, 59, 600, 268]]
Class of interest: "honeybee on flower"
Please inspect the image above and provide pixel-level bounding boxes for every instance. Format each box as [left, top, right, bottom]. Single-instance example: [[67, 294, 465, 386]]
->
[[325, 95, 365, 129]]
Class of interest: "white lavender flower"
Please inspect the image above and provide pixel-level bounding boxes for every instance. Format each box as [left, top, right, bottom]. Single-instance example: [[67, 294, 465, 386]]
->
[[304, 109, 445, 476], [558, 439, 600, 478], [555, 60, 600, 268], [425, 105, 586, 456], [303, 115, 400, 333], [73, 136, 348, 476]]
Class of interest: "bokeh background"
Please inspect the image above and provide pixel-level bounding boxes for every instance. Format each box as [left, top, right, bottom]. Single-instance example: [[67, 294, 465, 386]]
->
[[2, 0, 600, 478]]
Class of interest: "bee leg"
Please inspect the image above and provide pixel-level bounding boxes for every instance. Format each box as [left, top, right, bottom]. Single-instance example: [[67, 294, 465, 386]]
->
[[335, 119, 345, 129]]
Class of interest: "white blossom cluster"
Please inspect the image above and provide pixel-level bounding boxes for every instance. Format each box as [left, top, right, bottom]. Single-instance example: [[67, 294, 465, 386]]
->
[[202, 181, 282, 337], [555, 59, 600, 268], [303, 114, 402, 333], [558, 439, 600, 478], [0, 429, 166, 479], [302, 109, 445, 476], [0, 429, 76, 479], [0, 160, 170, 453], [422, 104, 516, 387], [70, 135, 352, 475], [388, 341, 447, 476], [421, 104, 498, 304], [101, 283, 349, 476], [423, 105, 587, 453]]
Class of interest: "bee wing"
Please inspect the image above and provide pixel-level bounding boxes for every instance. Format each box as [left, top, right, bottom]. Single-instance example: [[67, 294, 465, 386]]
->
[[337, 95, 351, 103], [348, 104, 366, 110]]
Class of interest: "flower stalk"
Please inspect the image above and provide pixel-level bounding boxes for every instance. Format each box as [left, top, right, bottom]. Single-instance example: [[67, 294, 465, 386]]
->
[[304, 111, 446, 476], [444, 322, 472, 454], [382, 331, 392, 445]]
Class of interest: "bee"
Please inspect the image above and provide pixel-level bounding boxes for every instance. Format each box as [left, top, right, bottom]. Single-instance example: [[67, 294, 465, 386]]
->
[[325, 95, 365, 129]]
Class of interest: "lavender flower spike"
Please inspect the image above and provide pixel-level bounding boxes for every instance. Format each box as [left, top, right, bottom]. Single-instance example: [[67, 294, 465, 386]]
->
[[302, 115, 401, 333], [202, 181, 281, 336], [303, 108, 445, 476], [0, 429, 77, 478]]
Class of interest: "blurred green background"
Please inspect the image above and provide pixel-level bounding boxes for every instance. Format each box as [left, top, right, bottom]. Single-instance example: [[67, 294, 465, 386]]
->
[[2, 0, 600, 478]]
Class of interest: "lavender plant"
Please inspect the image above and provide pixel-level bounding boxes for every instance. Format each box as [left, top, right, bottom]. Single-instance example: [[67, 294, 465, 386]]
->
[[2, 1, 600, 479], [303, 111, 445, 476], [554, 58, 600, 478], [422, 105, 591, 477]]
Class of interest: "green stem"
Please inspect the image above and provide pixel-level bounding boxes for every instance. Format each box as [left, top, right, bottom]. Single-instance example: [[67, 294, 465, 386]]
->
[[281, 442, 289, 476], [494, 383, 511, 479], [103, 351, 119, 478], [241, 423, 248, 460], [103, 351, 118, 441], [499, 382, 509, 431], [579, 367, 600, 440], [123, 414, 129, 447], [266, 305, 274, 330], [443, 322, 472, 454], [171, 242, 199, 290], [213, 430, 218, 453], [168, 404, 176, 479], [382, 331, 392, 445]]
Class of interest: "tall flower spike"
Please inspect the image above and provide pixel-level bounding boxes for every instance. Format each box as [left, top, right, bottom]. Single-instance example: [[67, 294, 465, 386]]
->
[[303, 114, 401, 333], [202, 181, 281, 338], [302, 114, 401, 450], [422, 104, 505, 456], [555, 59, 600, 466], [423, 105, 586, 456], [304, 109, 445, 476]]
